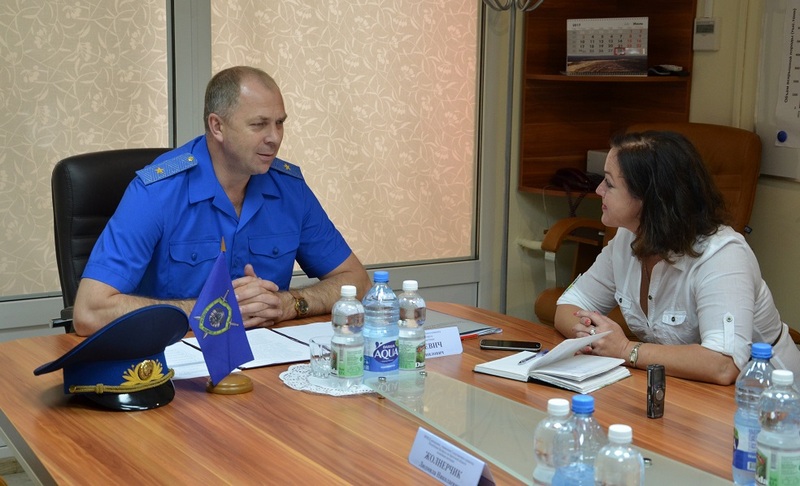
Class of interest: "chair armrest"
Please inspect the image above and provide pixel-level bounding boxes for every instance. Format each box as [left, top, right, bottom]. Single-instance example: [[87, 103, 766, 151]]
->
[[540, 217, 607, 253], [51, 306, 74, 333]]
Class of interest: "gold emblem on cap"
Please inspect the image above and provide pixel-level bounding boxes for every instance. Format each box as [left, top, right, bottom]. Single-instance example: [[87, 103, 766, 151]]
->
[[122, 359, 165, 387]]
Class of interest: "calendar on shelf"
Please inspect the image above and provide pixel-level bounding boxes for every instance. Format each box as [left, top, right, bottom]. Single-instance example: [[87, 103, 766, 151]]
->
[[565, 17, 649, 76]]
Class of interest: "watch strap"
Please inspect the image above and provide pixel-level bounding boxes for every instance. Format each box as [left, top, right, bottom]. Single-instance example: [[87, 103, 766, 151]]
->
[[629, 342, 643, 368]]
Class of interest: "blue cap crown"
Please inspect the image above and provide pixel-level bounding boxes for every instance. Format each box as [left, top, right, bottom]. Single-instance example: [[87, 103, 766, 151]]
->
[[34, 305, 189, 411], [373, 270, 390, 283]]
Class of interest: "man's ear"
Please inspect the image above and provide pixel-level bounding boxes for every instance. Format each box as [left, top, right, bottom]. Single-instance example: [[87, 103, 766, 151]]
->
[[208, 113, 224, 142]]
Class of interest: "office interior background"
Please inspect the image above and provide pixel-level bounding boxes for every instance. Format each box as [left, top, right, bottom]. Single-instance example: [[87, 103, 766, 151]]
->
[[2, 0, 800, 339]]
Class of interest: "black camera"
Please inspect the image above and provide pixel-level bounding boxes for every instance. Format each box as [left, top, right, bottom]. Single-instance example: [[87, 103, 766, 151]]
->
[[647, 364, 666, 418]]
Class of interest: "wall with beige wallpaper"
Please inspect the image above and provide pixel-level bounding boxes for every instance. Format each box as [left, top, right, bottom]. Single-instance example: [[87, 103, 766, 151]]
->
[[209, 0, 477, 268], [1, 1, 478, 300], [1, 1, 168, 298]]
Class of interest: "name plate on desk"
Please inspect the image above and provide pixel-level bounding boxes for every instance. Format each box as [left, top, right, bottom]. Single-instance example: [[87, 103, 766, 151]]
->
[[408, 427, 493, 485], [425, 327, 463, 359]]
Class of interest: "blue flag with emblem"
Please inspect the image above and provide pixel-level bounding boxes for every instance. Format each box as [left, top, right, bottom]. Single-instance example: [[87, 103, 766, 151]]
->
[[189, 241, 254, 385]]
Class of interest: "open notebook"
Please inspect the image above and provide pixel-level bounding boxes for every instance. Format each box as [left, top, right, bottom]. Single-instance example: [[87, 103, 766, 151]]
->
[[474, 331, 630, 394]]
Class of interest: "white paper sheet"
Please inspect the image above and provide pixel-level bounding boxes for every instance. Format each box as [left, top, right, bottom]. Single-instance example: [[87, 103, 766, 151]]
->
[[271, 321, 333, 344], [165, 341, 209, 380]]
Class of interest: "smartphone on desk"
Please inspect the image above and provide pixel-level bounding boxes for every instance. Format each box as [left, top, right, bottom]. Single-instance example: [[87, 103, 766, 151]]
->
[[479, 339, 541, 352]]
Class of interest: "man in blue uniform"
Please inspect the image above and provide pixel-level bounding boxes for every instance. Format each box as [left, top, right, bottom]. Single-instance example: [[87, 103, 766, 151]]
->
[[73, 66, 371, 336]]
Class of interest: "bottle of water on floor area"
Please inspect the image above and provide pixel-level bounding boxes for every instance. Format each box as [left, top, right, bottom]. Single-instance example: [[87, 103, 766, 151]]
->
[[756, 369, 800, 485], [362, 271, 399, 379], [551, 394, 606, 486], [398, 280, 426, 372], [533, 398, 571, 485], [331, 285, 364, 389], [733, 342, 775, 485], [594, 424, 645, 486]]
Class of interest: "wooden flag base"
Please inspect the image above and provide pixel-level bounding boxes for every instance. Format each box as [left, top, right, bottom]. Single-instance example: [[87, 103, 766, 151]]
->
[[206, 373, 253, 395]]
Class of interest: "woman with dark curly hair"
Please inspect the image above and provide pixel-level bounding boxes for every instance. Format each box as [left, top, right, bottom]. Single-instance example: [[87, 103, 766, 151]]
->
[[555, 130, 800, 385]]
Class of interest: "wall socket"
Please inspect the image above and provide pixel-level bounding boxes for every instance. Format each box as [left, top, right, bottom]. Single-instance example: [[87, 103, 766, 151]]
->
[[693, 17, 720, 51]]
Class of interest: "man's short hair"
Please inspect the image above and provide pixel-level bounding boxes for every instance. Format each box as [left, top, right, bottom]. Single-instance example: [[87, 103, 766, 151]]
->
[[203, 66, 279, 132]]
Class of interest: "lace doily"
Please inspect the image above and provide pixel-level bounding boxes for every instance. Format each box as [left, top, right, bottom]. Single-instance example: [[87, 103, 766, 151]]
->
[[279, 364, 373, 396]]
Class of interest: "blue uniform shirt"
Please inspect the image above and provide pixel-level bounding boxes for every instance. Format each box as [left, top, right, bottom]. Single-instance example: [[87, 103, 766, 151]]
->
[[82, 135, 353, 299]]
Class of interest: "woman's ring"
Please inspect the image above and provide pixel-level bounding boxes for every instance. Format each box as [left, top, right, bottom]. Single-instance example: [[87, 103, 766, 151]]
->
[[589, 327, 596, 335]]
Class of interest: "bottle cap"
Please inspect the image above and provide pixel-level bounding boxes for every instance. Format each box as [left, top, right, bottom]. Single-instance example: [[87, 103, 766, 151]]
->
[[547, 398, 570, 416], [373, 271, 389, 283], [340, 285, 357, 298], [751, 342, 773, 360], [402, 280, 418, 292], [608, 424, 633, 443], [773, 369, 794, 386], [571, 394, 594, 414]]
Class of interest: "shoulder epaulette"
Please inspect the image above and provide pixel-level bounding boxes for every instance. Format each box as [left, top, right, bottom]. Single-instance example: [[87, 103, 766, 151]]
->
[[270, 159, 304, 180], [136, 153, 198, 185]]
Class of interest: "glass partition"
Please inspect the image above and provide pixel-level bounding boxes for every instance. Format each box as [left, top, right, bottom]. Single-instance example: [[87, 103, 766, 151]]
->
[[366, 371, 730, 485]]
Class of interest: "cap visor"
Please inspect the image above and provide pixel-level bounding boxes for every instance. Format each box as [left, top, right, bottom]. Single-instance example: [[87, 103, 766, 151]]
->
[[81, 381, 176, 411]]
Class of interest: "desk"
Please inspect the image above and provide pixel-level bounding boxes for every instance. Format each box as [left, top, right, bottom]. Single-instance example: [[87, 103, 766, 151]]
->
[[0, 303, 734, 484]]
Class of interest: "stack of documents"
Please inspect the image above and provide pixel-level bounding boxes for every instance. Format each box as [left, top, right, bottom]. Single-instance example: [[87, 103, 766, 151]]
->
[[167, 322, 333, 379], [425, 310, 502, 340]]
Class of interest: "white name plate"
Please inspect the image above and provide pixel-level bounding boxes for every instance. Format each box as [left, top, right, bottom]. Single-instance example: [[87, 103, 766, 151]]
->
[[424, 327, 463, 359], [408, 427, 493, 485]]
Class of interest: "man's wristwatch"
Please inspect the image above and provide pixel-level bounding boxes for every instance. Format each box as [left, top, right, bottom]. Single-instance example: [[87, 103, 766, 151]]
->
[[291, 291, 309, 318]]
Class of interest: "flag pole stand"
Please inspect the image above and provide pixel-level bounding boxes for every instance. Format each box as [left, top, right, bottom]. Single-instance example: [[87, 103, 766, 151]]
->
[[206, 372, 253, 395]]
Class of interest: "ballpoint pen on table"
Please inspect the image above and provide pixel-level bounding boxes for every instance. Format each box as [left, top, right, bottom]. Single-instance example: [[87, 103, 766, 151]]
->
[[460, 327, 503, 341], [518, 349, 548, 365]]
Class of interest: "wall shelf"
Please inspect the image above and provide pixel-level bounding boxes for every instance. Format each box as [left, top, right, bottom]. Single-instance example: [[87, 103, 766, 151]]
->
[[527, 73, 691, 83], [519, 0, 698, 194]]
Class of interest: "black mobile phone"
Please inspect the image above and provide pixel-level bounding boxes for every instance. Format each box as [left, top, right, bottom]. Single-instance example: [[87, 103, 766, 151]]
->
[[479, 339, 541, 352], [647, 364, 666, 418]]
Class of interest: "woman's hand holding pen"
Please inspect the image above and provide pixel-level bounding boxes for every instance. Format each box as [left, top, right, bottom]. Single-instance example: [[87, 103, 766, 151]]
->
[[572, 309, 630, 360]]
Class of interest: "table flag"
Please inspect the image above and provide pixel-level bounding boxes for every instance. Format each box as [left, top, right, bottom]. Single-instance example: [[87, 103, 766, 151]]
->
[[189, 244, 254, 385]]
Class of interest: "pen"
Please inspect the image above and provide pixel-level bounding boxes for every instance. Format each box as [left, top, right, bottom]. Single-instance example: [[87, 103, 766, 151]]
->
[[518, 350, 548, 365], [460, 327, 502, 341]]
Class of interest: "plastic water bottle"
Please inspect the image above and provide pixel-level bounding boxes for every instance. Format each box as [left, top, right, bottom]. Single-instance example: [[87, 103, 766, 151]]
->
[[594, 424, 645, 486], [362, 271, 399, 378], [398, 280, 426, 372], [551, 394, 606, 486], [331, 285, 364, 389], [756, 369, 800, 485], [533, 398, 571, 485], [733, 342, 775, 485]]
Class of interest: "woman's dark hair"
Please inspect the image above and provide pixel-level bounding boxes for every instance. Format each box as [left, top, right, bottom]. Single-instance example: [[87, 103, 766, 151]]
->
[[611, 130, 729, 260]]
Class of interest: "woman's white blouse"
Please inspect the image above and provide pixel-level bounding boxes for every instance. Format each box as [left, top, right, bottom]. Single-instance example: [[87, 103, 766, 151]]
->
[[558, 226, 784, 370]]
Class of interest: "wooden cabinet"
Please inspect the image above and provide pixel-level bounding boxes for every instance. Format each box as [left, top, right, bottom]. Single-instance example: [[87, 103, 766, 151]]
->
[[519, 1, 698, 193]]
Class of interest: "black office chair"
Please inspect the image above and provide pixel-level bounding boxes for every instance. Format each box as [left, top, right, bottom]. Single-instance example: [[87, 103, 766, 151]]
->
[[51, 148, 170, 331]]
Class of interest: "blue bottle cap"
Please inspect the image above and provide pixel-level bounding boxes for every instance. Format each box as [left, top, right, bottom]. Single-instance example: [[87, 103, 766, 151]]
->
[[373, 270, 389, 283], [571, 394, 594, 414], [751, 342, 773, 360]]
